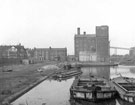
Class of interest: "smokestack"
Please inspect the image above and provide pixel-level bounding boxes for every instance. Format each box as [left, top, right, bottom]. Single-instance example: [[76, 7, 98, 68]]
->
[[77, 27, 80, 35]]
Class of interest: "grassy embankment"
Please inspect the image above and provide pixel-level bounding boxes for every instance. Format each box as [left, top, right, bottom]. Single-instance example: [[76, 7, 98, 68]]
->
[[0, 61, 60, 103]]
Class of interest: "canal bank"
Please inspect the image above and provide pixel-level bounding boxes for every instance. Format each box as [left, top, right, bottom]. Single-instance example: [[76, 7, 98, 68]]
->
[[68, 62, 118, 68], [0, 61, 61, 104], [77, 62, 118, 67], [2, 72, 57, 105], [10, 65, 135, 105]]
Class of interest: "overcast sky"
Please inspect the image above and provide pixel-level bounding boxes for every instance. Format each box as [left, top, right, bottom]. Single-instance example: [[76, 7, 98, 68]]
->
[[0, 0, 135, 55]]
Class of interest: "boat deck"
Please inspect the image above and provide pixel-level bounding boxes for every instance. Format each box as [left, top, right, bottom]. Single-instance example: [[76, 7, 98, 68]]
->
[[112, 77, 135, 96], [70, 76, 117, 101], [72, 76, 115, 92], [112, 76, 135, 103], [118, 83, 135, 91]]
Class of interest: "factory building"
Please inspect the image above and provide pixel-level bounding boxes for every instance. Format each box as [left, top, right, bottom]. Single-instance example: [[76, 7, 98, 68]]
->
[[34, 47, 67, 62], [129, 47, 135, 57], [0, 44, 28, 65], [74, 25, 110, 62]]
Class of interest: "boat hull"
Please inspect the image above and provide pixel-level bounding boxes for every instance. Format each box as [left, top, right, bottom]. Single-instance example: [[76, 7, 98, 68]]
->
[[70, 76, 117, 102], [53, 70, 82, 79], [70, 89, 116, 102], [112, 77, 135, 103], [119, 94, 135, 103]]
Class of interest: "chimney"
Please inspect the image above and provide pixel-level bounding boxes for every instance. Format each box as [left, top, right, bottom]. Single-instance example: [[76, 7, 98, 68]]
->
[[83, 31, 86, 35], [77, 27, 80, 35]]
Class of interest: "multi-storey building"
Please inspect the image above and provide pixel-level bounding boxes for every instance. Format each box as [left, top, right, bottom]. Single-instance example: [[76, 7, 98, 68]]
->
[[74, 25, 110, 62], [34, 47, 67, 61], [0, 44, 28, 65], [129, 47, 135, 57]]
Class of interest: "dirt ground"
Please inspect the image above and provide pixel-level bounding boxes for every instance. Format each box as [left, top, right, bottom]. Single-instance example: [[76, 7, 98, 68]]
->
[[0, 61, 60, 103]]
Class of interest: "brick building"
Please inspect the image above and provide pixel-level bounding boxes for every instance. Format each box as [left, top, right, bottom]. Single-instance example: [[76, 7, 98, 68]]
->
[[129, 47, 135, 57], [34, 47, 67, 61], [0, 44, 28, 65], [74, 25, 110, 62]]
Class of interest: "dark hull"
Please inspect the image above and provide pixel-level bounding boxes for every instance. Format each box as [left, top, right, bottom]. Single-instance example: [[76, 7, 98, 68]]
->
[[70, 89, 116, 102], [69, 98, 116, 105], [70, 76, 117, 102], [53, 71, 82, 79], [112, 77, 135, 103]]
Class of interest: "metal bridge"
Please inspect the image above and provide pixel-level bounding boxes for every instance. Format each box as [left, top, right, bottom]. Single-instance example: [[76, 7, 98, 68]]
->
[[110, 46, 131, 55], [110, 46, 130, 50]]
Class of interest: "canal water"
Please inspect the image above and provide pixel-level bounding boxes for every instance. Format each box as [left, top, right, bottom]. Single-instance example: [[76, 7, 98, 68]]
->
[[11, 65, 135, 105]]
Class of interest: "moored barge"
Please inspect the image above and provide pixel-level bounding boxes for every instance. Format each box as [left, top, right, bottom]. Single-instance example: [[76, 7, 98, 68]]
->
[[70, 75, 117, 102], [53, 70, 82, 79], [112, 76, 135, 103]]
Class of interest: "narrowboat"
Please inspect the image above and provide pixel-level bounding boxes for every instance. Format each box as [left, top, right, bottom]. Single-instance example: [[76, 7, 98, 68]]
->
[[52, 70, 82, 79], [70, 75, 117, 102], [112, 76, 135, 103]]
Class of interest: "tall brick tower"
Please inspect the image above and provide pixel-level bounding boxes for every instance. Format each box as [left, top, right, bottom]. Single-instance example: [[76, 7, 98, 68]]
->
[[96, 25, 110, 62], [74, 27, 96, 61]]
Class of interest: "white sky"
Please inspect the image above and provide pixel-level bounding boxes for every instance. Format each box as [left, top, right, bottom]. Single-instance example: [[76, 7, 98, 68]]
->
[[0, 0, 135, 55]]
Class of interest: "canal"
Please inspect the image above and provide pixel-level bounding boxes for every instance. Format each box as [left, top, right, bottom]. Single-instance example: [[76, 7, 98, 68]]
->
[[11, 65, 135, 105]]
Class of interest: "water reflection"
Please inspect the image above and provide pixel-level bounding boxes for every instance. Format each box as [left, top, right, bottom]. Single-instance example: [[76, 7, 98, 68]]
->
[[70, 98, 116, 105], [81, 66, 110, 80], [110, 65, 135, 78], [11, 66, 135, 105], [11, 78, 74, 105], [116, 98, 135, 105], [69, 97, 135, 105], [69, 98, 135, 105]]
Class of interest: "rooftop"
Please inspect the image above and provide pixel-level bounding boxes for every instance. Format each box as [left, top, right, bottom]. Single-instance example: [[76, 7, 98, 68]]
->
[[75, 34, 96, 37]]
